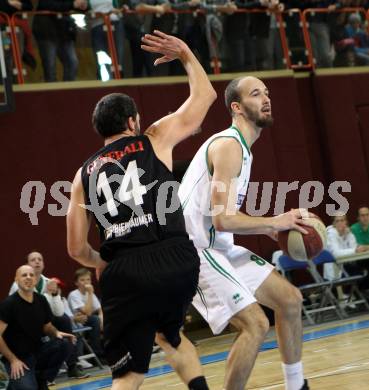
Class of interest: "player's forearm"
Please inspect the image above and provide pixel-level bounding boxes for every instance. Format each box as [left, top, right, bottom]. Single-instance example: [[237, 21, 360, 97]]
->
[[68, 243, 103, 269], [0, 337, 18, 363], [180, 48, 217, 108], [212, 211, 275, 235]]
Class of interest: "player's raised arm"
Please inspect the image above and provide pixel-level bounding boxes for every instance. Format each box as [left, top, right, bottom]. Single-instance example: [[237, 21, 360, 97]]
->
[[141, 30, 217, 148]]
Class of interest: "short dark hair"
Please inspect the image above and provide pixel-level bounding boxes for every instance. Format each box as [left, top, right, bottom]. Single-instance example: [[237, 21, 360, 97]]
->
[[224, 77, 242, 116], [92, 93, 138, 138]]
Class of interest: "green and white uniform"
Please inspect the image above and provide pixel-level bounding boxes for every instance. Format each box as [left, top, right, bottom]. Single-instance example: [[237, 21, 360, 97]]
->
[[179, 126, 273, 334]]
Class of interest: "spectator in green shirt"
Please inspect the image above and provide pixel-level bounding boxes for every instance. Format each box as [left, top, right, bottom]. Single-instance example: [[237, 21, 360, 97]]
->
[[351, 206, 369, 246]]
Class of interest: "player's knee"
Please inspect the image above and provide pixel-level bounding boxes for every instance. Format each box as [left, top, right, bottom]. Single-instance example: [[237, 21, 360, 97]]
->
[[280, 286, 303, 317], [233, 305, 269, 340], [249, 311, 269, 340]]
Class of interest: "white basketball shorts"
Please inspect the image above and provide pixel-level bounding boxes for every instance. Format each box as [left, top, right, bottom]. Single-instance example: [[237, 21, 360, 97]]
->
[[193, 245, 274, 334]]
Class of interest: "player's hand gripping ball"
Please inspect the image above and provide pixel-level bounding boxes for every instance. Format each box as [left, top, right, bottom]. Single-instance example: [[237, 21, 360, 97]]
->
[[278, 217, 327, 261]]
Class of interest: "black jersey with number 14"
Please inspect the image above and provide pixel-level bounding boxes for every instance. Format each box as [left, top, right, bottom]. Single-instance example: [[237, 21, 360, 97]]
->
[[81, 135, 188, 261]]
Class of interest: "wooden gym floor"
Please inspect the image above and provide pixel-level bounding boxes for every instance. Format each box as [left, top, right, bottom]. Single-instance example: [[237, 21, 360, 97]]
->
[[55, 314, 369, 390]]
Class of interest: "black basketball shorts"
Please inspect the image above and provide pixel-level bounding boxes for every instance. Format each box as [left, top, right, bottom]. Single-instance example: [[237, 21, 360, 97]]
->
[[99, 237, 200, 379]]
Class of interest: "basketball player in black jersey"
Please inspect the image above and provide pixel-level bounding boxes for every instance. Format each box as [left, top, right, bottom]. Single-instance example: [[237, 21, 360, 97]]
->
[[66, 30, 216, 390]]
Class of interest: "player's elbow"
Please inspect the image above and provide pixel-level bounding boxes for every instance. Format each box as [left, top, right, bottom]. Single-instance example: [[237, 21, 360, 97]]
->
[[209, 87, 217, 103], [192, 84, 217, 107], [202, 86, 217, 105], [67, 243, 84, 261], [212, 214, 228, 232]]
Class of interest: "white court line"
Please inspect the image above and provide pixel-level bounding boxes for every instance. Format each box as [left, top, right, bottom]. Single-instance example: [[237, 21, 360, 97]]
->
[[313, 348, 327, 353], [258, 382, 284, 389], [339, 342, 352, 346], [260, 361, 274, 365]]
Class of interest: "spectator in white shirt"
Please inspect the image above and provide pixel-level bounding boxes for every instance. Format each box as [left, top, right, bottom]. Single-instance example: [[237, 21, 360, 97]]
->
[[325, 214, 369, 279], [325, 214, 369, 303], [68, 268, 104, 359]]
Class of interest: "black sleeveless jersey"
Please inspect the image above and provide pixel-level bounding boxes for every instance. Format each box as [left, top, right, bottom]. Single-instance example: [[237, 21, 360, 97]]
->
[[81, 135, 188, 261]]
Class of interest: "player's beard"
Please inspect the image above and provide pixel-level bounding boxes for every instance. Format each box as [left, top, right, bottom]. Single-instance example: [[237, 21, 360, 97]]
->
[[244, 105, 274, 128]]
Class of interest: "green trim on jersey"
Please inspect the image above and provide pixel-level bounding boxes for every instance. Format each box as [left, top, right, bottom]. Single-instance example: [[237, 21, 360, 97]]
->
[[181, 170, 207, 210], [231, 125, 251, 156], [35, 277, 44, 294], [205, 136, 244, 177], [203, 249, 247, 293], [208, 225, 216, 248]]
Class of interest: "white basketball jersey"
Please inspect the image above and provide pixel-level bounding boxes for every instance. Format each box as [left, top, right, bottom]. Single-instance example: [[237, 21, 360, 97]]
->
[[179, 126, 252, 251]]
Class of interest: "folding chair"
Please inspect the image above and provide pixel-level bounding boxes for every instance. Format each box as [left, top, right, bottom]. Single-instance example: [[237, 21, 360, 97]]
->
[[72, 326, 104, 369], [312, 251, 369, 313], [279, 253, 344, 325]]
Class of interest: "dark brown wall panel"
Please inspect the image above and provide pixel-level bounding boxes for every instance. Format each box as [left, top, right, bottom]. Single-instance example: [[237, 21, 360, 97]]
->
[[313, 74, 369, 224]]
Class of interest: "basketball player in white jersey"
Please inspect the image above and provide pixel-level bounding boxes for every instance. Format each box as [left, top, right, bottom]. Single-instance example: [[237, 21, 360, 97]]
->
[[178, 76, 310, 390]]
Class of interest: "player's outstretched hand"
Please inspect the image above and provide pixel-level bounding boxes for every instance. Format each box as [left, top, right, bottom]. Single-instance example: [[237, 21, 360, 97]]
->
[[141, 30, 190, 66]]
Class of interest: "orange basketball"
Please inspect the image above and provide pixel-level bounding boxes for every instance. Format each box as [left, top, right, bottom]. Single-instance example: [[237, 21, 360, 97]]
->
[[277, 217, 327, 261]]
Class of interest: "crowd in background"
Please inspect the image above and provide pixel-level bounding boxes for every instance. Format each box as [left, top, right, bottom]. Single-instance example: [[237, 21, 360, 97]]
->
[[0, 0, 369, 81]]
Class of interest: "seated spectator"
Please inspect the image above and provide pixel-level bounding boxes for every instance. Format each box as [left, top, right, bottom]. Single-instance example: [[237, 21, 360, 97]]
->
[[0, 265, 75, 390], [88, 0, 125, 79], [44, 278, 89, 379], [32, 0, 88, 82], [325, 214, 369, 304], [9, 251, 50, 295], [68, 268, 104, 360], [345, 13, 369, 65], [351, 206, 369, 245], [324, 214, 368, 280]]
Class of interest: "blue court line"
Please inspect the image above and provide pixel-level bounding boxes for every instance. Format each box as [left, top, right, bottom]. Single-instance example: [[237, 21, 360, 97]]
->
[[58, 319, 369, 390]]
